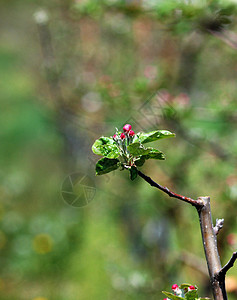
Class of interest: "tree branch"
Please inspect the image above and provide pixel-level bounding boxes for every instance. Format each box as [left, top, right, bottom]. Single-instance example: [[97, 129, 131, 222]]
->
[[137, 170, 228, 299], [137, 170, 203, 208], [198, 197, 227, 300], [218, 252, 237, 279]]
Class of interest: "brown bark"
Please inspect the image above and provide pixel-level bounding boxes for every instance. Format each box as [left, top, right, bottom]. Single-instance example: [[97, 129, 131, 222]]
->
[[197, 197, 227, 300]]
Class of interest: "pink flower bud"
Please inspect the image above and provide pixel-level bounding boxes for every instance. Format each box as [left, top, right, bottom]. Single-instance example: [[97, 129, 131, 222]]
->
[[129, 130, 135, 136], [172, 284, 179, 290], [120, 133, 125, 139], [163, 298, 169, 300], [113, 134, 117, 139], [123, 124, 132, 132], [188, 286, 196, 291]]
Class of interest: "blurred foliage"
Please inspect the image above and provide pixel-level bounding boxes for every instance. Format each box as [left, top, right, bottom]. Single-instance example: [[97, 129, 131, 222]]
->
[[1, 0, 237, 299]]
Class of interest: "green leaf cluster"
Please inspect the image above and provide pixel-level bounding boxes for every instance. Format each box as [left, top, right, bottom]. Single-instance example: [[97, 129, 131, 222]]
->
[[92, 129, 175, 178]]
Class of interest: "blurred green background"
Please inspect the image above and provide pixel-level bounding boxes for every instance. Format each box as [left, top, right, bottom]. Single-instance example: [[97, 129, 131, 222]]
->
[[1, 0, 237, 299]]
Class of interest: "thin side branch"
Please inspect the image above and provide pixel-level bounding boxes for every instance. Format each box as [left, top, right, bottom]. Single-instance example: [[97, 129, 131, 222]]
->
[[213, 218, 225, 235], [218, 252, 237, 279], [137, 170, 203, 208]]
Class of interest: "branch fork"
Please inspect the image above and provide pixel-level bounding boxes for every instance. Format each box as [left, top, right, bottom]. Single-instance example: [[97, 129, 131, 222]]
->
[[137, 170, 236, 300], [217, 252, 237, 280]]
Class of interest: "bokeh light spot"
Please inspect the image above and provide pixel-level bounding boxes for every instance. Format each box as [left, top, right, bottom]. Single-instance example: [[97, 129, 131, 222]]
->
[[33, 233, 53, 254]]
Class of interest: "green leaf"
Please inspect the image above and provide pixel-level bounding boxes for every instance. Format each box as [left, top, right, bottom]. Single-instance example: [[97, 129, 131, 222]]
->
[[135, 156, 146, 167], [127, 143, 152, 156], [95, 157, 119, 175], [128, 143, 165, 159], [143, 149, 165, 160], [92, 136, 120, 159], [134, 130, 175, 144], [162, 291, 184, 300], [185, 290, 198, 300], [133, 149, 165, 167], [129, 166, 138, 181], [198, 298, 211, 300]]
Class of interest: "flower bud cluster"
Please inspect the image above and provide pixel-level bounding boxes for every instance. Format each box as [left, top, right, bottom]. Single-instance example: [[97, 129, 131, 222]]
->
[[112, 124, 136, 166], [121, 124, 135, 138], [163, 284, 197, 299]]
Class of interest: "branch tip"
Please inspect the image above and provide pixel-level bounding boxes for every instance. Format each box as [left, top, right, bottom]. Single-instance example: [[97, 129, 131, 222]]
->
[[213, 218, 224, 235]]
